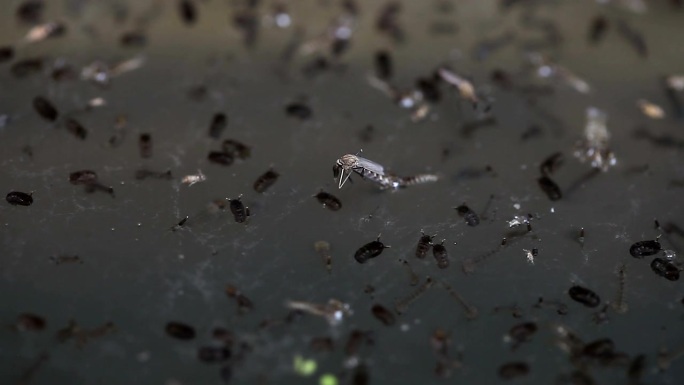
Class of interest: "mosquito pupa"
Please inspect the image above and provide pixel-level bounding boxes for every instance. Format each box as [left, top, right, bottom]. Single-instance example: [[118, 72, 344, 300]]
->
[[354, 235, 389, 264], [432, 240, 449, 269], [415, 230, 434, 259], [6, 191, 33, 206], [228, 196, 250, 224]]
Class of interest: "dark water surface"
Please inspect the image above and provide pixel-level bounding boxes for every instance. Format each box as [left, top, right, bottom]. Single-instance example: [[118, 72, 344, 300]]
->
[[1, 1, 683, 384]]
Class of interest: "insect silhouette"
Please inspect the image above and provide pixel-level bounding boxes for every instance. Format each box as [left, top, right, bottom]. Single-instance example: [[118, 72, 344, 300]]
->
[[415, 230, 434, 259], [229, 196, 250, 223], [354, 235, 390, 263]]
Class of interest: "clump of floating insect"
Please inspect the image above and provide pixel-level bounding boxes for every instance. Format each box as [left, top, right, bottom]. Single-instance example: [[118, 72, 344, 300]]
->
[[527, 53, 590, 94], [334, 152, 439, 190], [573, 107, 617, 171], [285, 299, 352, 326]]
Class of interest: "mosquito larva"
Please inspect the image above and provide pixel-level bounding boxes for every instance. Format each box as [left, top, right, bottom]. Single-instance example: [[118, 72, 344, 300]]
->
[[441, 282, 478, 320], [400, 259, 419, 286], [612, 263, 628, 314], [395, 277, 433, 314], [314, 241, 332, 274]]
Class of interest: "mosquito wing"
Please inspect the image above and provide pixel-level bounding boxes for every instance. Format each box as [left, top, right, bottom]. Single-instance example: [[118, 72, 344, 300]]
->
[[355, 156, 385, 175]]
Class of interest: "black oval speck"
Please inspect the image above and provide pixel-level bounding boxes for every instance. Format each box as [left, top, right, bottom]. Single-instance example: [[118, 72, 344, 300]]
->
[[6, 191, 33, 206], [165, 321, 196, 340], [629, 240, 661, 258], [33, 96, 58, 122], [568, 285, 601, 308]]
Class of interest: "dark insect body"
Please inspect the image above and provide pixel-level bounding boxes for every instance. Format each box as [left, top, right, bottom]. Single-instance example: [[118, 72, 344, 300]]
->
[[540, 152, 564, 176], [209, 113, 227, 139], [315, 191, 342, 211], [208, 151, 234, 166], [65, 119, 87, 140], [221, 139, 251, 159], [135, 169, 172, 180], [354, 236, 389, 264], [498, 362, 530, 380], [16, 313, 46, 331], [371, 304, 396, 326], [165, 321, 196, 340], [432, 240, 449, 269], [69, 170, 98, 185], [588, 15, 609, 43], [33, 96, 58, 122], [538, 176, 562, 200], [285, 102, 312, 120], [253, 169, 279, 193], [179, 0, 197, 26], [139, 133, 152, 158], [651, 258, 680, 281], [455, 204, 480, 226], [507, 322, 537, 349], [6, 191, 33, 206], [0, 46, 14, 62], [629, 240, 661, 258], [375, 50, 392, 80], [12, 58, 43, 78], [197, 346, 231, 363], [415, 231, 434, 259], [568, 285, 601, 308], [229, 196, 249, 223], [120, 31, 146, 47]]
